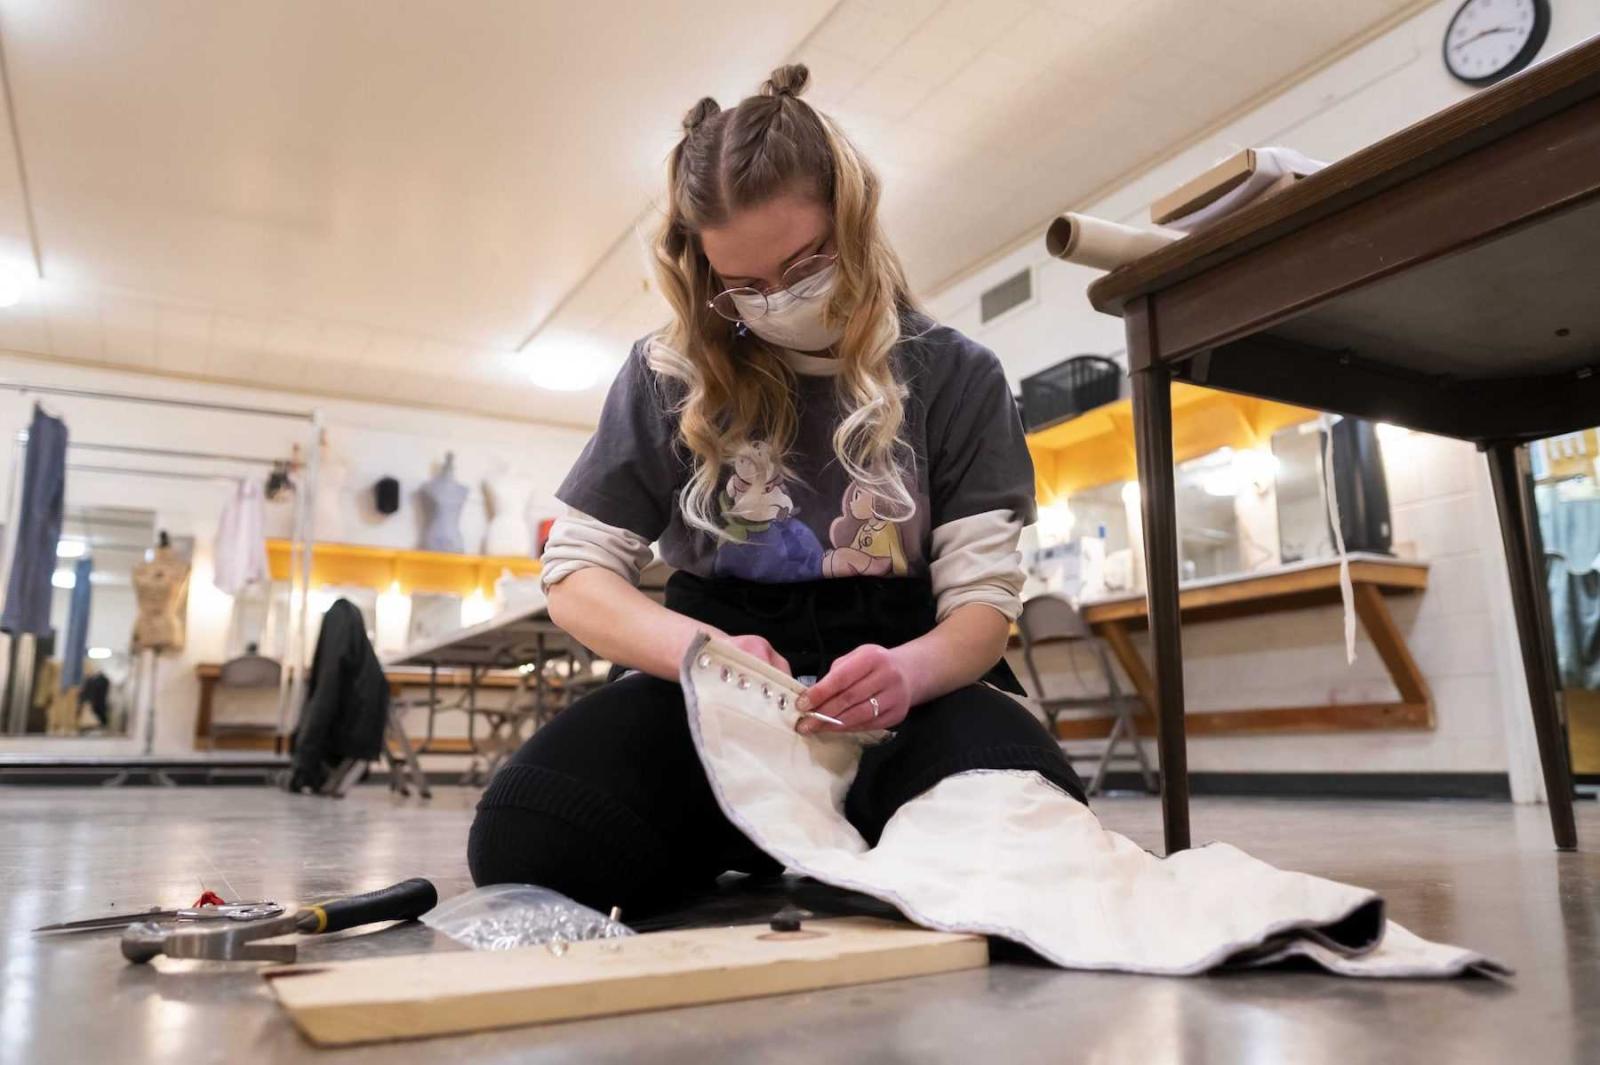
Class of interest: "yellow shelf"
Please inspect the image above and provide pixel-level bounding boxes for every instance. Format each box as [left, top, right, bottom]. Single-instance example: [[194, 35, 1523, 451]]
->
[[1027, 383, 1318, 500], [265, 540, 541, 597]]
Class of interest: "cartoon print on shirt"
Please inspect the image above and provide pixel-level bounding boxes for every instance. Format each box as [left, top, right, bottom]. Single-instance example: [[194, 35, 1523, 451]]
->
[[822, 481, 910, 578], [713, 441, 825, 582]]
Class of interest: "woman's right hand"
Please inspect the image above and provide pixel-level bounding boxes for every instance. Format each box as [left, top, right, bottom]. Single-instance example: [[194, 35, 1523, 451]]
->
[[720, 633, 791, 677], [548, 568, 793, 683]]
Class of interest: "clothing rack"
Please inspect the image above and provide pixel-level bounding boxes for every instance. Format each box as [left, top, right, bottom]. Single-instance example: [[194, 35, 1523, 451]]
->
[[0, 378, 322, 761], [55, 439, 286, 468], [0, 379, 314, 421], [64, 463, 246, 484]]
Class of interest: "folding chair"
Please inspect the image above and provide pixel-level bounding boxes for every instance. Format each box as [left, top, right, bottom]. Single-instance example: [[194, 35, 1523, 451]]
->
[[1016, 593, 1156, 796]]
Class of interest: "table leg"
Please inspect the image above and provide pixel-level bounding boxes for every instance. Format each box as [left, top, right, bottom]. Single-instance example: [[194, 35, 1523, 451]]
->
[[1351, 582, 1433, 717], [1485, 441, 1577, 850], [1131, 351, 1190, 854], [195, 675, 216, 751], [1097, 621, 1157, 712]]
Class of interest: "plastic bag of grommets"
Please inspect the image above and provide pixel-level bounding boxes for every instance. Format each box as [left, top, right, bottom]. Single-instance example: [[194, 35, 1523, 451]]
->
[[420, 884, 635, 951]]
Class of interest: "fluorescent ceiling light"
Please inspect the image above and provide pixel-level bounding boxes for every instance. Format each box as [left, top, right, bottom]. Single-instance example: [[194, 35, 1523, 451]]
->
[[0, 263, 33, 308], [56, 540, 87, 558], [87, 646, 112, 660], [526, 354, 601, 392], [522, 331, 606, 392], [51, 569, 75, 589]]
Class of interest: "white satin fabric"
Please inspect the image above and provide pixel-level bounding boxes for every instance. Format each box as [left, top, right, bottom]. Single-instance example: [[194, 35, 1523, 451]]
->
[[680, 634, 1506, 979]]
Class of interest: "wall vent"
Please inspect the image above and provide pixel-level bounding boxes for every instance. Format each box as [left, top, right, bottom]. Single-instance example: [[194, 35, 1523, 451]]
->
[[978, 267, 1032, 325]]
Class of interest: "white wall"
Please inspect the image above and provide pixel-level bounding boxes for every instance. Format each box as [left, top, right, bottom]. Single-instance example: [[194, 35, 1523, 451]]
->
[[953, 2, 1600, 786], [0, 351, 591, 758]]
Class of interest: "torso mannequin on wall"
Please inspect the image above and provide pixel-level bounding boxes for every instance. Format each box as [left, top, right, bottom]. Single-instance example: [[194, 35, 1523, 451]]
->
[[483, 470, 535, 556], [418, 452, 468, 554], [131, 532, 191, 653]]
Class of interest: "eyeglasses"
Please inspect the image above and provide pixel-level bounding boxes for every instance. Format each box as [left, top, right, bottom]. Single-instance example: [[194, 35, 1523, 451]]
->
[[706, 253, 837, 323]]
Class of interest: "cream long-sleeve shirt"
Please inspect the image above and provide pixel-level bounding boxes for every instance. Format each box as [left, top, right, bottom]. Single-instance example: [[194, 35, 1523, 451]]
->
[[542, 505, 1026, 622]]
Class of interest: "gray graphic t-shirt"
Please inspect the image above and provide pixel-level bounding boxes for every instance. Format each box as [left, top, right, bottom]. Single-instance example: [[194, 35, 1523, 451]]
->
[[556, 317, 1036, 584]]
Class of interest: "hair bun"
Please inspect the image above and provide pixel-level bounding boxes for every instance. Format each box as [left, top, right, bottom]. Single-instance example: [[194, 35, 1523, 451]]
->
[[682, 96, 721, 133], [761, 63, 810, 98]]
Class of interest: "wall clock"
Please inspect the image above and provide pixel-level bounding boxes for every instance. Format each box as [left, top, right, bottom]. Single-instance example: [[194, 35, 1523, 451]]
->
[[1443, 0, 1550, 87]]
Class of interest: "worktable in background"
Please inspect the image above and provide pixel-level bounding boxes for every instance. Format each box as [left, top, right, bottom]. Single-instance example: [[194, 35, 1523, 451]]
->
[[1059, 555, 1430, 740]]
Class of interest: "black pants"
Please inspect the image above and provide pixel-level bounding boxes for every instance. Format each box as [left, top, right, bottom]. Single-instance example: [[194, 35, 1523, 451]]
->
[[468, 574, 1084, 915]]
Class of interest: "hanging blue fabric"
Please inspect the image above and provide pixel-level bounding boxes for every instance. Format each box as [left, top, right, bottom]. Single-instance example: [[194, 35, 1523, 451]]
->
[[60, 556, 93, 688], [1, 404, 68, 636]]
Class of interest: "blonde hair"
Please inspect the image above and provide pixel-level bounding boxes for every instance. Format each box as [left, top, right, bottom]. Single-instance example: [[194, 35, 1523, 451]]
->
[[649, 63, 919, 539]]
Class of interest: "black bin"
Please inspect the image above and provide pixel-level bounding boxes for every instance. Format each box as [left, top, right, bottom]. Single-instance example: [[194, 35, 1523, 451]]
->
[[1019, 355, 1124, 433]]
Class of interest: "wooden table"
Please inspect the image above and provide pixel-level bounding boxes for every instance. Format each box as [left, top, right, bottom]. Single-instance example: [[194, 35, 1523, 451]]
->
[[193, 663, 530, 752], [1066, 556, 1430, 739], [1087, 39, 1600, 852]]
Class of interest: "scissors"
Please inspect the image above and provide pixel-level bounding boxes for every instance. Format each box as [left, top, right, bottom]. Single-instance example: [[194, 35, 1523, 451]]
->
[[33, 900, 283, 933]]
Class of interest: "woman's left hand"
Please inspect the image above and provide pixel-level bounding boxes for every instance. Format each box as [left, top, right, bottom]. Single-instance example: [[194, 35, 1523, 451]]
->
[[795, 644, 916, 734]]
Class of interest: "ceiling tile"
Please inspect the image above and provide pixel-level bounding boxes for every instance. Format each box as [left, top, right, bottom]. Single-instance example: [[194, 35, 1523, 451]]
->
[[794, 46, 873, 109], [843, 68, 936, 123], [153, 304, 213, 373], [803, 1, 910, 68], [0, 302, 51, 357], [987, 8, 1098, 70], [353, 330, 420, 374], [97, 294, 157, 367], [207, 313, 267, 378]]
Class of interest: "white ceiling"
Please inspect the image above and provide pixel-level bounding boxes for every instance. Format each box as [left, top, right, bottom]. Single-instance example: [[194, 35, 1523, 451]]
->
[[0, 0, 1423, 426]]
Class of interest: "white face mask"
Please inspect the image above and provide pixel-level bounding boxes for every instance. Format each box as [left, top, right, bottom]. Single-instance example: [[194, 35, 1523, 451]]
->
[[730, 264, 845, 352]]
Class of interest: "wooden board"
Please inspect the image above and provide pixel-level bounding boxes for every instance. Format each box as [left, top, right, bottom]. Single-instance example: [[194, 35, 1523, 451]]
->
[[1151, 147, 1258, 225], [1055, 700, 1432, 740], [1078, 559, 1428, 627], [265, 917, 988, 1047]]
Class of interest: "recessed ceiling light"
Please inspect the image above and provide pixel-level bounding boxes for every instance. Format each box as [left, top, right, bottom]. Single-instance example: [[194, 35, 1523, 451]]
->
[[87, 646, 112, 660], [51, 569, 76, 589], [56, 539, 87, 558]]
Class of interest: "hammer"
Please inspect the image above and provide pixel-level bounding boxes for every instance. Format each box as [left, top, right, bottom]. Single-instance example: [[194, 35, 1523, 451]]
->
[[121, 878, 437, 964]]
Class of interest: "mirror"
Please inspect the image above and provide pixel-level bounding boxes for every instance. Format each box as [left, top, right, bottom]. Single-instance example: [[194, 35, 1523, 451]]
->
[[1173, 451, 1244, 580], [1272, 424, 1335, 564], [5, 505, 158, 735]]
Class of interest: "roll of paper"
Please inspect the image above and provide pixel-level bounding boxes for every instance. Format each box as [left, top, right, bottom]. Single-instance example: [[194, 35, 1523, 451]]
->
[[1043, 213, 1180, 272]]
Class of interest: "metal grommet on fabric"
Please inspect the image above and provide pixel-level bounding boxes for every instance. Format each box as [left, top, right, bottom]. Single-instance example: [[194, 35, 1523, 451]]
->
[[697, 653, 712, 669], [720, 666, 733, 683], [737, 675, 750, 691], [777, 694, 787, 710], [761, 683, 771, 700]]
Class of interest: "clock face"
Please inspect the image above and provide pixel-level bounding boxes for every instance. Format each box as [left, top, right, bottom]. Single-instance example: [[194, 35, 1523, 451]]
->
[[1443, 0, 1549, 86]]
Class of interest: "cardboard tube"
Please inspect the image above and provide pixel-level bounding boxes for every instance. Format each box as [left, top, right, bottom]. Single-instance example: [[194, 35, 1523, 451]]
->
[[1044, 213, 1179, 272]]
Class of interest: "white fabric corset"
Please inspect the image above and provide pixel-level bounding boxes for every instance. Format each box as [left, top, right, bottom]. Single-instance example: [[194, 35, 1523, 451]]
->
[[679, 634, 1507, 979]]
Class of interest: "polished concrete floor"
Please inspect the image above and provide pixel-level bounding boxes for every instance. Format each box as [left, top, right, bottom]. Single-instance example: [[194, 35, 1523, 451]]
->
[[3, 786, 1597, 1064]]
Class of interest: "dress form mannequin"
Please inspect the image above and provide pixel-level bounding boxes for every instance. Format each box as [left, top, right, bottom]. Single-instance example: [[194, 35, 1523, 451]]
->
[[131, 532, 191, 653], [483, 473, 535, 556], [418, 452, 468, 554]]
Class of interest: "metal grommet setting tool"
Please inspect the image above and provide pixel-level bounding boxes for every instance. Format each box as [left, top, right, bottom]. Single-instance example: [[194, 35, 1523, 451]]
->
[[120, 878, 438, 964]]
